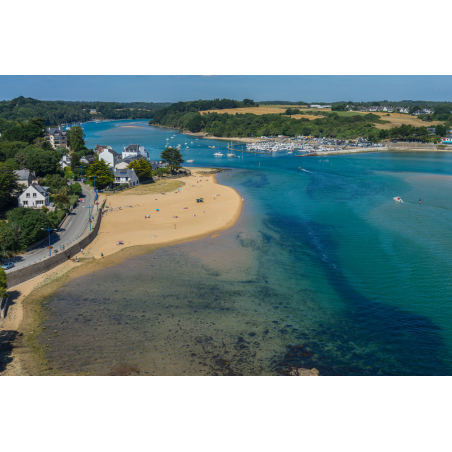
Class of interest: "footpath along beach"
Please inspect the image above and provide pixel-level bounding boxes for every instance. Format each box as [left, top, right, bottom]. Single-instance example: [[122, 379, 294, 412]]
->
[[0, 168, 242, 375]]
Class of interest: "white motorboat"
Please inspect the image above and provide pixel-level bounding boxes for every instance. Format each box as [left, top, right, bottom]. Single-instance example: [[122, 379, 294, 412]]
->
[[227, 153, 236, 157], [393, 197, 403, 203], [187, 159, 194, 163], [214, 152, 224, 156]]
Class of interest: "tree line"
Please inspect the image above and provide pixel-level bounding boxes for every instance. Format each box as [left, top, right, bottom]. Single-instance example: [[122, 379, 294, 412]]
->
[[0, 96, 171, 126], [150, 101, 389, 140]]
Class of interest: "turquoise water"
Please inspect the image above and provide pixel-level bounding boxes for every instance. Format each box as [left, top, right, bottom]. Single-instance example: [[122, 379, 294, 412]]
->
[[41, 121, 452, 375]]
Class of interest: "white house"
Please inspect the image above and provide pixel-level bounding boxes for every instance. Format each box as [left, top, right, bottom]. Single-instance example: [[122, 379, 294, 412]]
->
[[18, 184, 50, 209], [94, 145, 114, 155], [14, 169, 32, 188], [80, 155, 96, 164], [99, 148, 119, 168], [113, 168, 139, 187], [122, 144, 149, 160], [59, 154, 72, 169]]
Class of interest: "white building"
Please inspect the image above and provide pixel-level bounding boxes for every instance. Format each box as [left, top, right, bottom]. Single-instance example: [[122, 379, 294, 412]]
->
[[44, 127, 68, 149], [99, 148, 119, 168], [113, 168, 139, 187], [59, 154, 72, 169], [122, 144, 149, 160], [80, 155, 96, 164], [14, 169, 32, 187], [94, 145, 114, 155], [18, 184, 49, 209]]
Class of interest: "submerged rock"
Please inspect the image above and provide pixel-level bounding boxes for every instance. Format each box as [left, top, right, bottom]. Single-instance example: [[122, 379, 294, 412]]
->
[[289, 367, 320, 376]]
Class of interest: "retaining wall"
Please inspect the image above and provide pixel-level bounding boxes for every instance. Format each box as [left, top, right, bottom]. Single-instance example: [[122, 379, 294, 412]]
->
[[6, 200, 105, 289], [387, 142, 437, 150], [0, 297, 8, 320]]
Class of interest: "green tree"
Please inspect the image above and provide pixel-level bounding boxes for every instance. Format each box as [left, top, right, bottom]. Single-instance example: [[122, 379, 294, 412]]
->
[[0, 221, 22, 257], [54, 194, 69, 204], [23, 146, 60, 176], [160, 147, 184, 173], [127, 159, 153, 180], [0, 162, 19, 215], [435, 124, 447, 136], [14, 152, 27, 169], [186, 114, 204, 132], [153, 167, 169, 177], [1, 123, 43, 144], [33, 137, 53, 150], [68, 182, 82, 196], [67, 125, 86, 152], [0, 141, 29, 161], [28, 118, 46, 130], [6, 208, 53, 249], [71, 154, 81, 172], [86, 159, 115, 189], [0, 268, 7, 298]]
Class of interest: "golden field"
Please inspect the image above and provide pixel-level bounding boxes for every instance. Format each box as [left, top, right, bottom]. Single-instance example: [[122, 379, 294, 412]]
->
[[370, 113, 444, 129], [199, 106, 444, 129], [199, 106, 323, 120]]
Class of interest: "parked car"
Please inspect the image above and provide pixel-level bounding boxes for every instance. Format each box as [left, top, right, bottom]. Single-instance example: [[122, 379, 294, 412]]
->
[[1, 262, 14, 270]]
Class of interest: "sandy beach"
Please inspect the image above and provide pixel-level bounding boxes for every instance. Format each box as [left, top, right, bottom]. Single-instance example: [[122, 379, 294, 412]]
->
[[0, 168, 242, 375], [88, 169, 242, 259]]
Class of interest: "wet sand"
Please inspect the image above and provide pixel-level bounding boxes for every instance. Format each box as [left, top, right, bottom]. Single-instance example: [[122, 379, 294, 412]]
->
[[0, 169, 242, 375]]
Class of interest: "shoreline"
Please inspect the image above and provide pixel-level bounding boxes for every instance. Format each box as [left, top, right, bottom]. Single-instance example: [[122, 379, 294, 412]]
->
[[297, 147, 452, 157], [150, 123, 259, 143], [0, 169, 243, 375]]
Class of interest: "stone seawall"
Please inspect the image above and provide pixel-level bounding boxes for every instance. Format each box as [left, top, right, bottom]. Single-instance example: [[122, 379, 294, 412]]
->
[[387, 142, 437, 150], [6, 200, 105, 289]]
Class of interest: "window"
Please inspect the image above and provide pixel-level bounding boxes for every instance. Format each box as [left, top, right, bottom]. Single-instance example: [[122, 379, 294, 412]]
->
[[23, 201, 28, 206], [33, 193, 37, 197], [26, 193, 30, 197], [37, 201, 43, 205]]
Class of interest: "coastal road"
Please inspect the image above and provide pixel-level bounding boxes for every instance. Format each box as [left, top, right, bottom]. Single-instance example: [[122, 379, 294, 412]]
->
[[6, 185, 97, 271]]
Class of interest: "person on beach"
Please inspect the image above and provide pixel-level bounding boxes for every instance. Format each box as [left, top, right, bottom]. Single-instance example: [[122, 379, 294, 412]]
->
[[174, 224, 177, 229], [101, 253, 104, 258]]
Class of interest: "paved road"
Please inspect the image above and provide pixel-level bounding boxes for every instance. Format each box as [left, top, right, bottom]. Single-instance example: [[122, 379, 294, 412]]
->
[[6, 185, 98, 271]]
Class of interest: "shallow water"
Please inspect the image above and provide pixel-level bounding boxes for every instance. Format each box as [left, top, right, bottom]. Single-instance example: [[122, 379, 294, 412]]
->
[[40, 122, 452, 375]]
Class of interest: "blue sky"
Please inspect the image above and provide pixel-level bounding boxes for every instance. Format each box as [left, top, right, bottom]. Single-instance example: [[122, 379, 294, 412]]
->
[[1, 75, 452, 103]]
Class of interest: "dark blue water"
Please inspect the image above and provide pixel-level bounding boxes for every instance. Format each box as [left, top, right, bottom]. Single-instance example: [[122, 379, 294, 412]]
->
[[40, 121, 452, 375]]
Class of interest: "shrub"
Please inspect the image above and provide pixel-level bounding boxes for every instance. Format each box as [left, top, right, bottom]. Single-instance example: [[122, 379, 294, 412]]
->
[[0, 268, 7, 298], [54, 194, 69, 204]]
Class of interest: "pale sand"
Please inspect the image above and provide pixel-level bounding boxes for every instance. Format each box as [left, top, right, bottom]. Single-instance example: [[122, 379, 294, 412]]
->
[[88, 169, 242, 259], [0, 169, 242, 374]]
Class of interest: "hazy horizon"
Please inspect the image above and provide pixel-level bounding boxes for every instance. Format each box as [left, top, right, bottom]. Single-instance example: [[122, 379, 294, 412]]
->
[[2, 75, 452, 104]]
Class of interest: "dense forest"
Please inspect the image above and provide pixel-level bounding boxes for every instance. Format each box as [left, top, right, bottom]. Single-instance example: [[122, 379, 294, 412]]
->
[[0, 97, 171, 126]]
